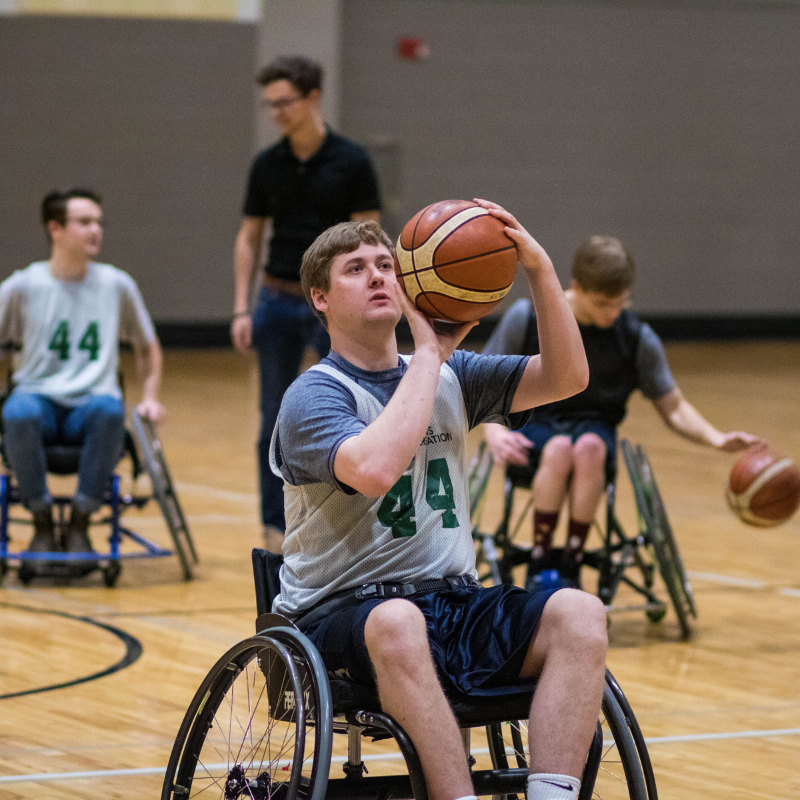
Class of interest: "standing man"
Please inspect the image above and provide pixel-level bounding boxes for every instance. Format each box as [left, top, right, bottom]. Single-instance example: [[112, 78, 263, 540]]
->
[[0, 188, 165, 575], [231, 55, 381, 551]]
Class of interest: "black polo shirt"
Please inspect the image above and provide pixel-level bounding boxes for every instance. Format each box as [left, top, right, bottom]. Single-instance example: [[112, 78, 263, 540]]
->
[[242, 129, 381, 282]]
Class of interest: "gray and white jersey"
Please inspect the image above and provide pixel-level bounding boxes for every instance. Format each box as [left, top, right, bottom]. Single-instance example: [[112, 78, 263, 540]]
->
[[270, 350, 529, 617], [0, 261, 155, 404]]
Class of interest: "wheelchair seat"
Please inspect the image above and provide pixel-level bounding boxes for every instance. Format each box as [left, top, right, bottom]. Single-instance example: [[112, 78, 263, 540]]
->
[[197, 547, 658, 800], [469, 438, 697, 638], [0, 410, 197, 586], [162, 547, 657, 799]]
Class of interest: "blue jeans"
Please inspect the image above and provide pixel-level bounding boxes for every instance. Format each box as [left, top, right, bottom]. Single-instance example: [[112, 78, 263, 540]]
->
[[251, 285, 330, 529], [2, 392, 125, 513]]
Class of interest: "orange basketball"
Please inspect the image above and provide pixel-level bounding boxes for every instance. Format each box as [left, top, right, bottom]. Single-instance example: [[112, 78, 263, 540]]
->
[[394, 199, 518, 322], [726, 446, 800, 527]]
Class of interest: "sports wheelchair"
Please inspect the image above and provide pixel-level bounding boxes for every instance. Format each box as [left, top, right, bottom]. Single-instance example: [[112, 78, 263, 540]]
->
[[0, 408, 197, 586], [161, 548, 658, 800], [469, 438, 696, 639]]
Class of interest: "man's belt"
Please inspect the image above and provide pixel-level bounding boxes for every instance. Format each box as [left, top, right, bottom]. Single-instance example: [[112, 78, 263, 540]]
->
[[355, 574, 479, 600]]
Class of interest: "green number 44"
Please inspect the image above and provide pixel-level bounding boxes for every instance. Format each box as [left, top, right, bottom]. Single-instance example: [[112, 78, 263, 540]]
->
[[48, 321, 101, 361], [377, 457, 459, 539]]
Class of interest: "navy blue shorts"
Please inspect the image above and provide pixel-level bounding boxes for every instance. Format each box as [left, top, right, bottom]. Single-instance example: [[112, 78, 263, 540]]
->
[[520, 418, 618, 484], [296, 584, 560, 698]]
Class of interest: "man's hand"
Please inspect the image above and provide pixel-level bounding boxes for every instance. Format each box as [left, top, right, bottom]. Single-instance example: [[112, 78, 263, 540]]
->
[[231, 314, 252, 352], [392, 279, 476, 364], [473, 198, 550, 273], [137, 399, 166, 424], [715, 431, 764, 452], [484, 422, 533, 466]]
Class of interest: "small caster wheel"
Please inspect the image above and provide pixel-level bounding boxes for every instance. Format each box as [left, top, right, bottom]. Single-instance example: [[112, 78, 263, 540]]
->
[[18, 563, 35, 585], [646, 604, 667, 623], [103, 562, 121, 587]]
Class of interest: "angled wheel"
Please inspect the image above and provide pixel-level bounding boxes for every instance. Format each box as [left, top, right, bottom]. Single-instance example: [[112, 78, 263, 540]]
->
[[636, 445, 696, 619], [131, 410, 196, 580], [621, 440, 695, 639], [486, 676, 649, 799], [469, 444, 504, 585], [162, 629, 332, 800]]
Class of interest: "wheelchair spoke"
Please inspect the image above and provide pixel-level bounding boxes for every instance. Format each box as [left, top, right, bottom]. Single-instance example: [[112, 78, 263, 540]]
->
[[163, 637, 324, 800]]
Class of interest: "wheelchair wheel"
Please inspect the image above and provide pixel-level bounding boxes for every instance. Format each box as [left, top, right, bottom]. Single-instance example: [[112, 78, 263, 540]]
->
[[162, 629, 333, 800], [621, 440, 695, 639], [469, 443, 504, 585], [486, 677, 649, 800], [131, 410, 196, 581]]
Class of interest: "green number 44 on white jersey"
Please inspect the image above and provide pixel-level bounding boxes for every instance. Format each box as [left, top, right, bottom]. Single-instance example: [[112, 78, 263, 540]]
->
[[48, 321, 101, 361], [377, 457, 459, 539]]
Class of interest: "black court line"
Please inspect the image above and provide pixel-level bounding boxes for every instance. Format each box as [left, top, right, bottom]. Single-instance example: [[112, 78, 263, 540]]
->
[[0, 602, 143, 700], [95, 606, 252, 618]]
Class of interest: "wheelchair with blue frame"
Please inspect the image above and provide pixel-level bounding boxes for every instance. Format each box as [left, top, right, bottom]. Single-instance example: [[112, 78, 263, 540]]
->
[[0, 407, 197, 586], [161, 548, 658, 800], [469, 438, 697, 639]]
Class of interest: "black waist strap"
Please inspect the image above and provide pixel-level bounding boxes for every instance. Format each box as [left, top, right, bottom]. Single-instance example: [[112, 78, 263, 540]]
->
[[295, 574, 480, 632], [354, 574, 479, 600]]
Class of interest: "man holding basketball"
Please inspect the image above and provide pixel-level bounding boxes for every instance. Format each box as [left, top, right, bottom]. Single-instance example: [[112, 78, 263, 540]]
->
[[483, 235, 760, 588], [270, 202, 605, 800], [230, 55, 381, 553]]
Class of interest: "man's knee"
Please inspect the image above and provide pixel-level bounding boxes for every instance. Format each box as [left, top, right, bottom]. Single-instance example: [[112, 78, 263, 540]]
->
[[572, 434, 607, 470], [85, 396, 125, 426], [2, 393, 44, 427], [540, 435, 574, 475], [540, 589, 608, 657], [364, 599, 429, 667]]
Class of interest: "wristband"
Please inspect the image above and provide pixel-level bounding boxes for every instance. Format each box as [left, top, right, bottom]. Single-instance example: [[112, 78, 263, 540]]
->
[[232, 311, 250, 320]]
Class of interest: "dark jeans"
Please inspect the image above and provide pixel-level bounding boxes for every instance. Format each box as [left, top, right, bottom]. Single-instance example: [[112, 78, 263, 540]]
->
[[251, 284, 330, 529], [2, 392, 125, 513]]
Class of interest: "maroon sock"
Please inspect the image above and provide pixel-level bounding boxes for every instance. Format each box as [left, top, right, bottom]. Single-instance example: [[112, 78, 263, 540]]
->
[[532, 510, 559, 563], [563, 519, 592, 565]]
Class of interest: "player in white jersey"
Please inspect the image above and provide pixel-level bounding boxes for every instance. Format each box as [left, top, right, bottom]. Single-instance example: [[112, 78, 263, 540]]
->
[[271, 204, 607, 800], [0, 188, 165, 574]]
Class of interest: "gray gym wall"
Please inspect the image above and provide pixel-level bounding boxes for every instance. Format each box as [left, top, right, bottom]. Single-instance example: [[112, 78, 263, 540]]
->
[[1, 1, 799, 342], [0, 13, 256, 333], [341, 0, 800, 322]]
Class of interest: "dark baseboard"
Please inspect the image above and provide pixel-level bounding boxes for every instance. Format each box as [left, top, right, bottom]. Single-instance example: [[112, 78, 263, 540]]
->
[[155, 321, 231, 348], [636, 314, 800, 341], [155, 315, 800, 349]]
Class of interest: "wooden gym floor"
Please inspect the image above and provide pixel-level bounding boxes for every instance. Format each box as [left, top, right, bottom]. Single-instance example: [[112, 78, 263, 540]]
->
[[1, 340, 799, 799]]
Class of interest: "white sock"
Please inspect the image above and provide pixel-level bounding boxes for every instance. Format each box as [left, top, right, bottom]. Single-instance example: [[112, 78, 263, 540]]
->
[[453, 796, 478, 800], [527, 773, 581, 800]]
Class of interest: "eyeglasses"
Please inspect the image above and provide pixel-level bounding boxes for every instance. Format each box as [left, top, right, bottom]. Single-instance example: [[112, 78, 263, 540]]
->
[[65, 217, 103, 227], [260, 95, 304, 111]]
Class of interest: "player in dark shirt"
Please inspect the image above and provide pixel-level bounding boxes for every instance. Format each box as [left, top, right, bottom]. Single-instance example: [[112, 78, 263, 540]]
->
[[230, 56, 381, 551], [483, 235, 760, 587]]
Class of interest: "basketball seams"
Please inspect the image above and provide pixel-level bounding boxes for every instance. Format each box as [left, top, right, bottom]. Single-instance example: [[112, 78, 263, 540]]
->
[[730, 458, 795, 506], [395, 200, 517, 322], [727, 456, 800, 525], [409, 203, 435, 306]]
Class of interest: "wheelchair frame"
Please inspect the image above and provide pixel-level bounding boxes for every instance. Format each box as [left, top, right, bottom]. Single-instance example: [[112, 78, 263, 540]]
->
[[0, 409, 197, 586], [161, 549, 658, 800], [469, 439, 696, 639]]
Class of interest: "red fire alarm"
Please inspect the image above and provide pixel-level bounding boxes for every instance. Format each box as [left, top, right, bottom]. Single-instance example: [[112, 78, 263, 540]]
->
[[397, 36, 431, 61]]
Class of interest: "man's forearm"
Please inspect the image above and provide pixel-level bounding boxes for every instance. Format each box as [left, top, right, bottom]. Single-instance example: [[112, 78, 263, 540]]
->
[[335, 347, 442, 496], [526, 262, 587, 398], [663, 398, 723, 447], [233, 235, 259, 314], [138, 340, 163, 403]]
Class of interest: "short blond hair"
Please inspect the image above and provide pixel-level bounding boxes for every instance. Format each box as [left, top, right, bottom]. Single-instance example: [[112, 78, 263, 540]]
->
[[300, 220, 394, 327], [572, 236, 635, 297]]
